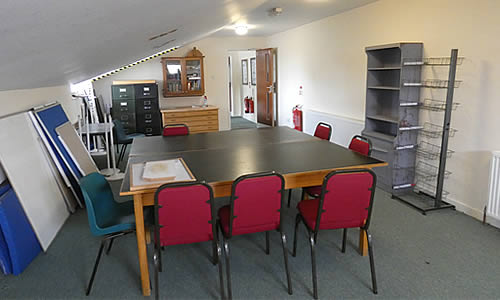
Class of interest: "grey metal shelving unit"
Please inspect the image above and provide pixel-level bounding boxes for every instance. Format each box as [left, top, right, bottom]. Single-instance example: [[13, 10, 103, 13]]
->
[[362, 42, 424, 195], [392, 49, 462, 214]]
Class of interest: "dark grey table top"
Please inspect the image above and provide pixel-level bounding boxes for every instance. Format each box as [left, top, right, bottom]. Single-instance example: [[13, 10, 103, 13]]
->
[[121, 138, 385, 194], [129, 126, 318, 157]]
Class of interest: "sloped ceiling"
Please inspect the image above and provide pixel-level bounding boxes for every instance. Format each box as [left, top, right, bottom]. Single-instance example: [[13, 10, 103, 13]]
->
[[0, 0, 376, 91]]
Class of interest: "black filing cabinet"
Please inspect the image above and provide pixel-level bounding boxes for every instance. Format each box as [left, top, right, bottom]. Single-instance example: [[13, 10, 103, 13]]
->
[[111, 82, 161, 135]]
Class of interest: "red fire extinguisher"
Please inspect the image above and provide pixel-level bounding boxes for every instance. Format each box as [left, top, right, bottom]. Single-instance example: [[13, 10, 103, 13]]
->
[[244, 97, 250, 113], [293, 105, 303, 131], [249, 97, 255, 113]]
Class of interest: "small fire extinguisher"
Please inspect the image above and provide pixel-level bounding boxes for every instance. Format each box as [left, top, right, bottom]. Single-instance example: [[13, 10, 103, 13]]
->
[[244, 97, 250, 113], [249, 97, 255, 113], [293, 105, 303, 131]]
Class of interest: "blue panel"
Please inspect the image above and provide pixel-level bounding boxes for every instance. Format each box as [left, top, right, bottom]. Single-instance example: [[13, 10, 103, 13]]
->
[[0, 226, 12, 275], [0, 188, 42, 275], [35, 104, 82, 179], [0, 183, 12, 274]]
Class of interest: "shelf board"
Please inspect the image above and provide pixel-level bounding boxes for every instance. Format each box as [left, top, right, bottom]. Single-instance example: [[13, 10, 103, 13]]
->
[[367, 67, 401, 71], [367, 86, 400, 91], [372, 146, 389, 153], [366, 114, 399, 124], [363, 130, 395, 142]]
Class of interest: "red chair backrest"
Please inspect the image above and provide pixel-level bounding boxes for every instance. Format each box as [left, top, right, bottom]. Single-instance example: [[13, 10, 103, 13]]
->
[[349, 135, 372, 156], [155, 182, 215, 246], [162, 124, 189, 137], [315, 170, 376, 232], [228, 173, 284, 237], [313, 122, 332, 141]]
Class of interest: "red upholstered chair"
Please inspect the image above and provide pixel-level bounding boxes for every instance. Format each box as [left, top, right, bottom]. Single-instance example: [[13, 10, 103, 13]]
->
[[287, 122, 333, 207], [313, 122, 332, 141], [153, 181, 225, 300], [217, 172, 292, 299], [292, 169, 378, 299], [162, 124, 189, 137], [349, 135, 372, 156]]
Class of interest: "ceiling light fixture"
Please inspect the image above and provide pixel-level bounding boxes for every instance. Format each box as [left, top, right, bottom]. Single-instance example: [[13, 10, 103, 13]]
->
[[269, 7, 283, 16], [234, 25, 248, 35]]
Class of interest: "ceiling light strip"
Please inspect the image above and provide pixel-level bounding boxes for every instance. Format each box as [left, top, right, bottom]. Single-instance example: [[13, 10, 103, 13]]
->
[[91, 46, 180, 82]]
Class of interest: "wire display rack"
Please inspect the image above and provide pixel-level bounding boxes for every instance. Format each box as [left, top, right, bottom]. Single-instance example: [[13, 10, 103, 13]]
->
[[403, 79, 462, 88], [403, 56, 465, 66], [421, 98, 461, 111], [415, 161, 451, 181], [416, 141, 454, 160], [415, 181, 450, 200], [420, 122, 457, 138], [423, 79, 462, 88], [393, 49, 461, 214], [424, 56, 465, 66]]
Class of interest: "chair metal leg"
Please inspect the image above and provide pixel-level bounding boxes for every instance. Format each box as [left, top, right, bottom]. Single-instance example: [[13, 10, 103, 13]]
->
[[117, 145, 124, 165], [212, 239, 218, 265], [105, 237, 114, 255], [287, 189, 292, 207], [366, 230, 378, 294], [265, 231, 270, 255], [309, 235, 318, 300], [216, 243, 226, 300], [122, 144, 129, 160], [280, 231, 293, 295], [118, 145, 126, 165], [342, 228, 347, 253], [292, 214, 301, 257], [86, 240, 106, 296], [153, 249, 160, 300], [223, 238, 232, 300]]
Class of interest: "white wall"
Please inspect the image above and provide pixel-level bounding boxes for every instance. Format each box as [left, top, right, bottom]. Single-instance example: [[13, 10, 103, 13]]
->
[[93, 37, 266, 131], [0, 85, 79, 123], [229, 52, 242, 117], [229, 50, 257, 122], [267, 0, 500, 220]]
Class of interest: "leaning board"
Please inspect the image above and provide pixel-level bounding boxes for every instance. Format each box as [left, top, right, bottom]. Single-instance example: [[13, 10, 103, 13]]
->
[[0, 113, 69, 251], [56, 122, 98, 176]]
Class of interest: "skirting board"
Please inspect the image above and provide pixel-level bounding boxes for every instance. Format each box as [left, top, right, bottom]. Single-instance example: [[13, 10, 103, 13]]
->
[[303, 108, 364, 147], [0, 113, 69, 251]]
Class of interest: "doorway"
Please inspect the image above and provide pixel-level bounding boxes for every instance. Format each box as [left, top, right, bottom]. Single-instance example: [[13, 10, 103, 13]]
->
[[227, 48, 277, 130]]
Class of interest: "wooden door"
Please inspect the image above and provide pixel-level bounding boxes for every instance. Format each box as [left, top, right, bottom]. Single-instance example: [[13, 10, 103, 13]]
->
[[256, 49, 275, 126]]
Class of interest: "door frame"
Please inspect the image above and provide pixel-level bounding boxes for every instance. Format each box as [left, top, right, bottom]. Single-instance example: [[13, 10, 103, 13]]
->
[[256, 48, 278, 127]]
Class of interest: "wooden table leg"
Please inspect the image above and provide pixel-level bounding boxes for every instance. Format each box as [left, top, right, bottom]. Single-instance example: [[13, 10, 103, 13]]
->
[[133, 194, 151, 296], [359, 228, 368, 256]]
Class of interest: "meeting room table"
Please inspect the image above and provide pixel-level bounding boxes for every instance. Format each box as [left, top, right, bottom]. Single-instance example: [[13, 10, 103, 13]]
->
[[120, 126, 387, 296]]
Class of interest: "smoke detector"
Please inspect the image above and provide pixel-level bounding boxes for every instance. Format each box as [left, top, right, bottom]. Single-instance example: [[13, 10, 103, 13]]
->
[[270, 7, 283, 16]]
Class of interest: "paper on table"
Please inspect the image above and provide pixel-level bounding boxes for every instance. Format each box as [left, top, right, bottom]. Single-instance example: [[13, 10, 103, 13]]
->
[[143, 160, 175, 182], [130, 158, 195, 191]]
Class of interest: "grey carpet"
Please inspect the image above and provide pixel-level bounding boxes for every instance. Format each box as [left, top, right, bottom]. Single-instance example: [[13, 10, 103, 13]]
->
[[2, 144, 500, 299], [231, 117, 257, 130]]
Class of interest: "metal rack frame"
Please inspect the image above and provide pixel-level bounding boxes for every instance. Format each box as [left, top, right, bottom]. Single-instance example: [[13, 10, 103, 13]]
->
[[393, 49, 460, 214]]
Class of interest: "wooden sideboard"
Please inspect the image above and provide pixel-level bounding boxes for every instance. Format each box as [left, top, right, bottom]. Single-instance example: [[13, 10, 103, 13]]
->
[[161, 106, 219, 134]]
